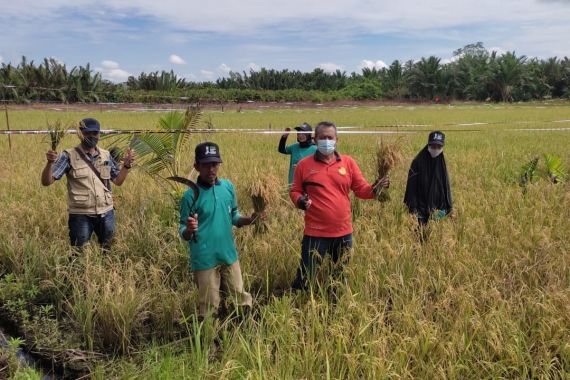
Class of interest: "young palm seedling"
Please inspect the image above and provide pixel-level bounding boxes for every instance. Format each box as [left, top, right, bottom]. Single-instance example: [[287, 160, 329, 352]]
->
[[519, 156, 539, 192], [543, 154, 566, 184]]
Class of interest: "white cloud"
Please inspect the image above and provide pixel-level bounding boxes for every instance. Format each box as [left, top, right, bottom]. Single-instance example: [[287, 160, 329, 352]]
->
[[169, 54, 186, 65], [96, 60, 131, 82], [200, 69, 215, 80], [358, 59, 388, 71], [101, 60, 120, 70], [317, 63, 343, 73], [4, 0, 569, 40], [246, 62, 261, 72], [218, 63, 231, 75]]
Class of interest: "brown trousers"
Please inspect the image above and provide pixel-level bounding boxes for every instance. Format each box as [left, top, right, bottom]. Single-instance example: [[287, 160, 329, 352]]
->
[[193, 260, 252, 317]]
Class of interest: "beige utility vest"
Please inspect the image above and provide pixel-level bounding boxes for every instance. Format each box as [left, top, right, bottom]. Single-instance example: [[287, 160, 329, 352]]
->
[[65, 146, 114, 215]]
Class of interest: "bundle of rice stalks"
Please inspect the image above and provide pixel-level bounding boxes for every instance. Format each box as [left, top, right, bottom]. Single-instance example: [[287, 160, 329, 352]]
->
[[374, 139, 403, 202], [248, 174, 280, 234], [46, 120, 67, 151]]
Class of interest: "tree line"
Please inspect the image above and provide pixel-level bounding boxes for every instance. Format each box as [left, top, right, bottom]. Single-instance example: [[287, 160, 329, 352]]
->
[[1, 43, 569, 103]]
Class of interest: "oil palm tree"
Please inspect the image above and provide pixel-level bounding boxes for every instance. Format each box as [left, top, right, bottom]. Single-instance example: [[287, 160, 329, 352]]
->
[[407, 56, 442, 100], [488, 52, 527, 102]]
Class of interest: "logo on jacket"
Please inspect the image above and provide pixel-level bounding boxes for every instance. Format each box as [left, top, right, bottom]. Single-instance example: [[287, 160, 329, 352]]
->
[[338, 167, 346, 176]]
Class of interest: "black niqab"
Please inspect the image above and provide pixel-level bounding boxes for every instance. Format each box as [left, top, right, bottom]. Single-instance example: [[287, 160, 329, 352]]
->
[[403, 145, 452, 217]]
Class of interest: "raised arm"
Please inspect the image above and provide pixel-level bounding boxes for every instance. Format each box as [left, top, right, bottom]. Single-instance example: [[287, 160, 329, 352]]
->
[[278, 128, 291, 154], [41, 150, 58, 186], [112, 148, 135, 186]]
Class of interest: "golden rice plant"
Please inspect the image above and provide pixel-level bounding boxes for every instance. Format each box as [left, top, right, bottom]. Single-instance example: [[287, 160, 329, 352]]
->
[[248, 173, 280, 234], [374, 138, 403, 202]]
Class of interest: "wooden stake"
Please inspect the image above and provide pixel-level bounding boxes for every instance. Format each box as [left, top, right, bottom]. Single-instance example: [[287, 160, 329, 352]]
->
[[4, 103, 12, 151]]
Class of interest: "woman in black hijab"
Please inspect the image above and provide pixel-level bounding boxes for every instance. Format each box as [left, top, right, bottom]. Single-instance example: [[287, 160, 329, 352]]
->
[[404, 131, 453, 225]]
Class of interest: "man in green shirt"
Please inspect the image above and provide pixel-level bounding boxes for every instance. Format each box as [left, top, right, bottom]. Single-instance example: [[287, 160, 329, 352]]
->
[[179, 142, 263, 319], [278, 123, 317, 185]]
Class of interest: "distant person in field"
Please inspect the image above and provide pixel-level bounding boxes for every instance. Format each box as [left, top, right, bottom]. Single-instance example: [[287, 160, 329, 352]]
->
[[289, 121, 390, 291], [404, 131, 453, 226], [180, 142, 266, 319], [41, 118, 134, 249], [278, 123, 317, 186]]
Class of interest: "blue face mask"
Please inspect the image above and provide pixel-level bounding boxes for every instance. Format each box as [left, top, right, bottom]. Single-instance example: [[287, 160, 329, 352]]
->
[[317, 139, 336, 155]]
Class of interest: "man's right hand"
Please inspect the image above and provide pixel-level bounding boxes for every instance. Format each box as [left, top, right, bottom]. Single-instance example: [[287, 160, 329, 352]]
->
[[186, 213, 198, 233], [298, 195, 312, 210], [46, 150, 58, 163]]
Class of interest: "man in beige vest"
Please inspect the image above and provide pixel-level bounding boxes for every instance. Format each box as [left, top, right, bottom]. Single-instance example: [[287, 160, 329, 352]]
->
[[41, 118, 134, 248]]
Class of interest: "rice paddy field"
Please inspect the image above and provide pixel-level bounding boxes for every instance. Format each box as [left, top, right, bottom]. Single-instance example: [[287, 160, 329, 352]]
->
[[1, 102, 569, 379]]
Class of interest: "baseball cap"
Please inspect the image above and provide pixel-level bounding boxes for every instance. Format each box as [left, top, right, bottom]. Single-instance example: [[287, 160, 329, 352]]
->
[[428, 131, 445, 146], [294, 123, 312, 132], [195, 142, 223, 164], [79, 118, 101, 133]]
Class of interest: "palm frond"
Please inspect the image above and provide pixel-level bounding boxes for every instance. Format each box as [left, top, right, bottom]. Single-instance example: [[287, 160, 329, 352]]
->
[[133, 107, 201, 178], [140, 157, 173, 176], [519, 157, 539, 190], [132, 134, 175, 176], [173, 107, 202, 174], [543, 154, 566, 183]]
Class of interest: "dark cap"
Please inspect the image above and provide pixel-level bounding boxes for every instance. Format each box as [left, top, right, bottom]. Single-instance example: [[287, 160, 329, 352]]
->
[[79, 118, 101, 133], [428, 131, 445, 146], [195, 142, 223, 164], [294, 123, 312, 132]]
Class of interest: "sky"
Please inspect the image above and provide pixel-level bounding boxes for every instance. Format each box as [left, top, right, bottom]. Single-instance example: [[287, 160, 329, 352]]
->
[[1, 0, 569, 83]]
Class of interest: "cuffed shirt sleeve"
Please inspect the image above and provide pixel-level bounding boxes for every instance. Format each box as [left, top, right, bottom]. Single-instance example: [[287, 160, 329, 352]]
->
[[52, 151, 71, 180], [229, 182, 242, 226]]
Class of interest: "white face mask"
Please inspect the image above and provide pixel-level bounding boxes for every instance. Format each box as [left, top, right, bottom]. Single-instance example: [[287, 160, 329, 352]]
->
[[428, 146, 443, 158], [317, 139, 336, 155]]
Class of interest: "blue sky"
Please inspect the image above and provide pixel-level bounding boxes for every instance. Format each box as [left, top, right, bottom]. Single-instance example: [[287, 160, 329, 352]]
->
[[1, 0, 569, 82]]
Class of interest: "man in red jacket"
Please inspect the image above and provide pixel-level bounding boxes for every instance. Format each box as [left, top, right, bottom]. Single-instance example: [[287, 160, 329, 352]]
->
[[289, 121, 389, 291]]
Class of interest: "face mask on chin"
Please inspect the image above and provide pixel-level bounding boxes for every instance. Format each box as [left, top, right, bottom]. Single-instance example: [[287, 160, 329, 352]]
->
[[428, 146, 443, 158], [81, 136, 99, 149], [317, 139, 336, 155]]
